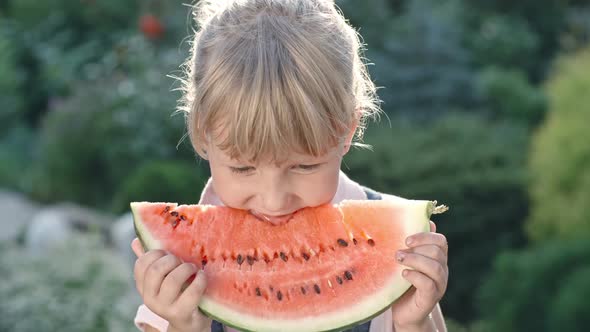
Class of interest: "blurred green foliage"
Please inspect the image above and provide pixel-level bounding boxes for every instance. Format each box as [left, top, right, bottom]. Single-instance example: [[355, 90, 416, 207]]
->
[[477, 240, 590, 332], [527, 47, 590, 242], [548, 265, 590, 332], [112, 160, 209, 214], [463, 0, 567, 81], [2, 0, 137, 127], [0, 29, 25, 131], [344, 113, 529, 322], [477, 67, 546, 125], [0, 235, 137, 332], [21, 34, 199, 211], [340, 0, 479, 116], [466, 15, 540, 73]]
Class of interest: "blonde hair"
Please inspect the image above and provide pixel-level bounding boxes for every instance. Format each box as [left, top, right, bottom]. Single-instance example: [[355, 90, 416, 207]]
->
[[179, 0, 381, 163]]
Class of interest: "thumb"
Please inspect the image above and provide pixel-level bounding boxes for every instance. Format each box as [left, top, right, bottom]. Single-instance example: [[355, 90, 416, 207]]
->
[[429, 220, 437, 233], [131, 238, 145, 257]]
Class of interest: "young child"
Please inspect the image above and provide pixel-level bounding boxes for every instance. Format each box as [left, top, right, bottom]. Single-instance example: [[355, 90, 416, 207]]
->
[[131, 0, 449, 331]]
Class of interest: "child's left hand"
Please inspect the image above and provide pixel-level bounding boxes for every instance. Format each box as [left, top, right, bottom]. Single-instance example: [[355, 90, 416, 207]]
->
[[391, 221, 448, 330]]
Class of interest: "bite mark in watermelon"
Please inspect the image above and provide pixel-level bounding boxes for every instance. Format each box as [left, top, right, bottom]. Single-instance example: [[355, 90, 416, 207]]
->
[[131, 198, 447, 332]]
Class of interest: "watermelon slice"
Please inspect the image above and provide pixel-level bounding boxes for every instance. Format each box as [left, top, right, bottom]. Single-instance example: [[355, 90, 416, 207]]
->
[[131, 198, 447, 332]]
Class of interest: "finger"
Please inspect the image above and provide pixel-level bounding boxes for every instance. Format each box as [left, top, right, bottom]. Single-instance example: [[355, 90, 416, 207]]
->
[[396, 251, 447, 294], [131, 238, 144, 257], [175, 269, 208, 311], [143, 254, 183, 302], [406, 232, 448, 255], [134, 250, 167, 296], [159, 263, 199, 304], [401, 269, 443, 308], [404, 244, 447, 265], [429, 221, 436, 233]]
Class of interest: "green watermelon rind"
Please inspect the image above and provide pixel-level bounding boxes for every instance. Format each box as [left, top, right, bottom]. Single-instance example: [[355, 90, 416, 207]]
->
[[199, 296, 394, 332], [131, 199, 434, 332]]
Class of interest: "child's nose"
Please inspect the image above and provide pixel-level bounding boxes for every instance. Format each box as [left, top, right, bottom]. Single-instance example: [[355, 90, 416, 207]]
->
[[261, 192, 290, 213]]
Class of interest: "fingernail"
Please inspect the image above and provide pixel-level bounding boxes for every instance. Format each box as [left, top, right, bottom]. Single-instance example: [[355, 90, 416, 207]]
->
[[406, 237, 413, 246], [396, 251, 405, 262], [186, 273, 197, 284], [402, 269, 408, 277]]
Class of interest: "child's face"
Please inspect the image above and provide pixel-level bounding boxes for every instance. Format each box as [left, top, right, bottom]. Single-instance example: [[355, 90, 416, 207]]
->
[[206, 142, 349, 225]]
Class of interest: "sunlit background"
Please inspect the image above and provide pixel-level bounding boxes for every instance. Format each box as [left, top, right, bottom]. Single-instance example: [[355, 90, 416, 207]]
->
[[1, 0, 589, 331]]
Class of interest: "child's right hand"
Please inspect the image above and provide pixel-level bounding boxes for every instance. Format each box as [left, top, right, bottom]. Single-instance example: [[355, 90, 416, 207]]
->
[[132, 238, 212, 332]]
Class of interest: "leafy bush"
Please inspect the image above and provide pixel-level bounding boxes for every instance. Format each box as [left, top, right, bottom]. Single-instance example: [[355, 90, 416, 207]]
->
[[8, 0, 137, 41], [0, 235, 138, 332], [527, 47, 590, 241], [477, 240, 590, 332], [0, 26, 25, 132], [28, 37, 192, 210], [112, 160, 209, 213], [548, 265, 590, 332], [0, 126, 35, 191], [3, 0, 140, 126], [477, 67, 546, 125], [344, 113, 529, 322]]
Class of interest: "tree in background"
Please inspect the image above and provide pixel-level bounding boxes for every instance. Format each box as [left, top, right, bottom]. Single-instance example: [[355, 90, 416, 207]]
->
[[477, 240, 590, 332], [527, 47, 590, 242]]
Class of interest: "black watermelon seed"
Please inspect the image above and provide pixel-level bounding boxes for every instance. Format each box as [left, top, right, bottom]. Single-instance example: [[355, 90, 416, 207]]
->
[[353, 238, 358, 245], [163, 206, 170, 213], [344, 271, 353, 280], [277, 291, 283, 301], [269, 286, 274, 292], [180, 215, 187, 221], [170, 211, 179, 217], [336, 276, 343, 284], [337, 239, 348, 247], [201, 259, 207, 267], [314, 284, 321, 294], [247, 255, 255, 266], [172, 219, 180, 228], [255, 287, 262, 296], [368, 239, 375, 246], [302, 252, 310, 261], [237, 255, 244, 265], [301, 287, 307, 295], [280, 252, 288, 262]]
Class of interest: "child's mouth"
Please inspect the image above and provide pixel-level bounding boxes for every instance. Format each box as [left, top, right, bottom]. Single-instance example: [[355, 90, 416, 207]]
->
[[249, 210, 294, 225]]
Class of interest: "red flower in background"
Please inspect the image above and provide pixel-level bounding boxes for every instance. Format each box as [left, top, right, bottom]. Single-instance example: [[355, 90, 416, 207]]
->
[[139, 14, 164, 40]]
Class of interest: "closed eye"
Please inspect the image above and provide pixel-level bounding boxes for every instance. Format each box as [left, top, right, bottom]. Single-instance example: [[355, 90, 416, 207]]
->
[[230, 166, 255, 174], [296, 164, 320, 171]]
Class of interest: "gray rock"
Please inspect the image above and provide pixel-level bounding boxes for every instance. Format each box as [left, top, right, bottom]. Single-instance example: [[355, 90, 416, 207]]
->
[[25, 203, 114, 255], [0, 190, 40, 242], [111, 212, 137, 266]]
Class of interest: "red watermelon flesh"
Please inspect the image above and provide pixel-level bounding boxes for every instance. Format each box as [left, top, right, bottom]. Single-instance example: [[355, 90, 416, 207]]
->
[[131, 198, 445, 332]]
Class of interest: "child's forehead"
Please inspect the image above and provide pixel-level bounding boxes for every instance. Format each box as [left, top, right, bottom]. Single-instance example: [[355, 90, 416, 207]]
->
[[211, 143, 335, 165], [206, 121, 342, 165]]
